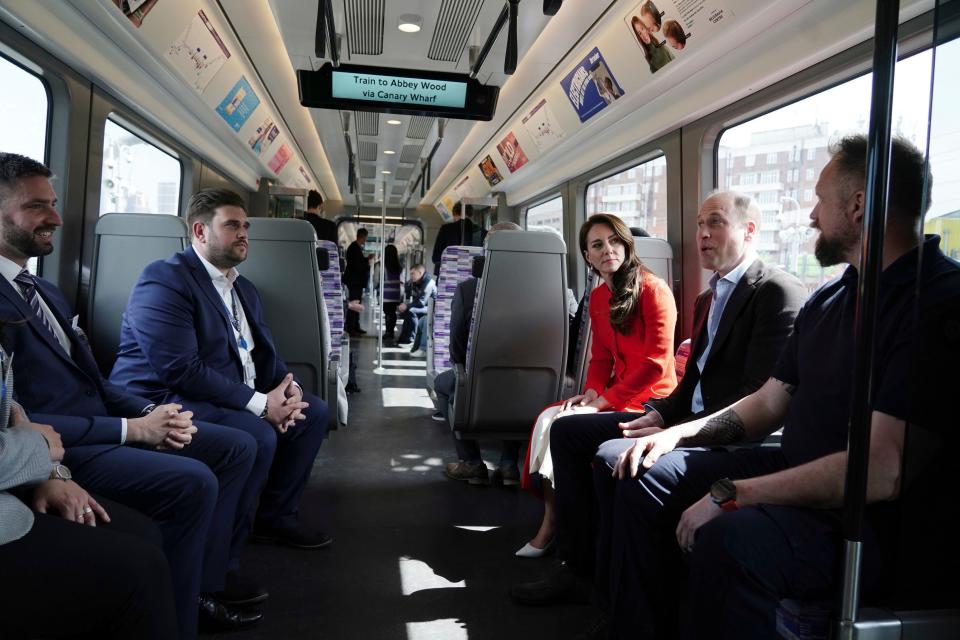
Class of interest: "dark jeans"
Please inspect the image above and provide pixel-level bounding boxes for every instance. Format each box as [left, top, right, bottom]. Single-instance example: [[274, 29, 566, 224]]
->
[[0, 498, 178, 640], [398, 308, 426, 344]]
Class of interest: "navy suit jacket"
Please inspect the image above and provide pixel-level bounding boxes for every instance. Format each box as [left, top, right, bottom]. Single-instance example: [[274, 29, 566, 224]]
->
[[110, 246, 294, 409], [0, 275, 152, 451]]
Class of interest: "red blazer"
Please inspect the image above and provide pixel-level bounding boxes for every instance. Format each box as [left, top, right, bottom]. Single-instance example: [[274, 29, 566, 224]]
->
[[584, 272, 678, 411]]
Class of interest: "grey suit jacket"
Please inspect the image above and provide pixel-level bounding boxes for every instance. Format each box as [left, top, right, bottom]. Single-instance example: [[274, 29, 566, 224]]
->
[[1, 350, 52, 545]]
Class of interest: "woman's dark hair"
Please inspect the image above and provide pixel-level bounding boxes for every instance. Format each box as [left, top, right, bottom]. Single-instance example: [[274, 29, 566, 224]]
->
[[579, 213, 647, 334], [384, 244, 402, 275], [630, 16, 653, 62]]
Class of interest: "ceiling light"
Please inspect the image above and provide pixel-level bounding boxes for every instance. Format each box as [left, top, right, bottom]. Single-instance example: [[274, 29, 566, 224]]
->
[[386, 119, 402, 126], [381, 170, 392, 175], [398, 14, 422, 33], [384, 150, 396, 155]]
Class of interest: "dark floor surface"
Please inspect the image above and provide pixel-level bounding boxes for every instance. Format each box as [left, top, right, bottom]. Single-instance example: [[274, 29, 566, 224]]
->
[[203, 331, 596, 639]]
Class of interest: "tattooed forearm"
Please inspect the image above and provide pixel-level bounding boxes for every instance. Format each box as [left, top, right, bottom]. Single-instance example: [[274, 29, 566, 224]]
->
[[680, 409, 746, 447]]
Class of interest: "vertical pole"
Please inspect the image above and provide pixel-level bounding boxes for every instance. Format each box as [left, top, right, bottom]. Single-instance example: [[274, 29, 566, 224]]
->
[[375, 181, 387, 371], [836, 0, 899, 636]]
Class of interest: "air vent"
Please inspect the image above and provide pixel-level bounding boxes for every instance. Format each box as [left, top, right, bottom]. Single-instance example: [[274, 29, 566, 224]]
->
[[361, 182, 376, 194], [395, 166, 413, 181], [358, 141, 377, 162], [391, 185, 406, 195], [428, 0, 483, 62], [344, 0, 384, 55], [363, 195, 376, 203], [399, 144, 423, 165], [406, 116, 434, 140], [360, 164, 376, 179], [355, 112, 379, 136]]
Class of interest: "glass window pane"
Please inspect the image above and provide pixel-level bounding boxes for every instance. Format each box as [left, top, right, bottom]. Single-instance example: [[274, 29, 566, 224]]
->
[[1, 55, 49, 275], [525, 195, 563, 233], [100, 118, 181, 216], [717, 39, 958, 292], [585, 155, 667, 239]]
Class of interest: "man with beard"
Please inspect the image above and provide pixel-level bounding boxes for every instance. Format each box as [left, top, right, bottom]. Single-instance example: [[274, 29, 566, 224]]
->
[[591, 135, 960, 639], [110, 189, 331, 568], [0, 154, 260, 638]]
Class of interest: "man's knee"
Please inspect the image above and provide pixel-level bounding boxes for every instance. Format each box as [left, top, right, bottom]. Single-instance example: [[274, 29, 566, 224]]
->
[[595, 438, 634, 471]]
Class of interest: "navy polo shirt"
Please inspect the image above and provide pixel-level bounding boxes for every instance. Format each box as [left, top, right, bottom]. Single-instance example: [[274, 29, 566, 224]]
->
[[775, 235, 960, 468]]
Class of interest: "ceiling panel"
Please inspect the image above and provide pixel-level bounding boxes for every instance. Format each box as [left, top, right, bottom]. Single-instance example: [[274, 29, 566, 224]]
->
[[358, 141, 378, 162], [428, 0, 484, 62], [355, 111, 379, 136], [406, 116, 434, 140], [344, 0, 385, 55], [399, 143, 423, 165]]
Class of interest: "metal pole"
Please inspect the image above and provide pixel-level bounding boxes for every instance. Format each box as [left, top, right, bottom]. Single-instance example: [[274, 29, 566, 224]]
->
[[374, 180, 387, 372], [836, 0, 899, 635]]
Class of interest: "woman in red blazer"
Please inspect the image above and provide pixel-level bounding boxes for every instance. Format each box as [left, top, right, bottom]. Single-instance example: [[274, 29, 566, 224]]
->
[[519, 213, 677, 557]]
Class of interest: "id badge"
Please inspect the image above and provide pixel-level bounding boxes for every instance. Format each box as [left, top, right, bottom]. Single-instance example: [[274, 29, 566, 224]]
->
[[243, 358, 257, 383]]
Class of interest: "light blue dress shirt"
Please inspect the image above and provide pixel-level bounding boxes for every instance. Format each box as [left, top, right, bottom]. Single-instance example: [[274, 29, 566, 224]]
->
[[691, 254, 757, 413]]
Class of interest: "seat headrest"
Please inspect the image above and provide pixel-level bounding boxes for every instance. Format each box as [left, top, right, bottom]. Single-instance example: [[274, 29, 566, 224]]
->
[[486, 229, 566, 254], [471, 255, 485, 278], [316, 247, 330, 271]]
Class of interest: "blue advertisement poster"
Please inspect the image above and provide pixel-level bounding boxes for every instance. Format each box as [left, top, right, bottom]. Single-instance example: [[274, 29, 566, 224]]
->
[[560, 47, 624, 123], [216, 76, 260, 132]]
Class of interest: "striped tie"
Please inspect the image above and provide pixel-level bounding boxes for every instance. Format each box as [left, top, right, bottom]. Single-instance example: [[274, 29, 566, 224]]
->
[[14, 269, 64, 350]]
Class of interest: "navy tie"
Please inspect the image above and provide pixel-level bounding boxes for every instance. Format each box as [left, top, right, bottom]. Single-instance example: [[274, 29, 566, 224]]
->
[[14, 269, 64, 351]]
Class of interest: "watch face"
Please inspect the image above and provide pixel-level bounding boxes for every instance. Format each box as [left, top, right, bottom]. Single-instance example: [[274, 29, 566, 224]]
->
[[710, 478, 735, 504], [55, 464, 72, 481]]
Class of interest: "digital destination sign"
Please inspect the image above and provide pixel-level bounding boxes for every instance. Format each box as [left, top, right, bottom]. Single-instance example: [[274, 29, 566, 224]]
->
[[331, 70, 468, 109], [298, 64, 499, 121]]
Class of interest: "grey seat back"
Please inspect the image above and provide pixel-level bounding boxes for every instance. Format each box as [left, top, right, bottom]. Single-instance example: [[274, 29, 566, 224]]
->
[[427, 245, 484, 389], [452, 231, 568, 439], [239, 219, 326, 399], [89, 213, 188, 373]]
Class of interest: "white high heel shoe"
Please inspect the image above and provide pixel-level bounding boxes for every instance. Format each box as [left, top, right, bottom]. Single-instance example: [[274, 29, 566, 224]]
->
[[515, 539, 554, 558]]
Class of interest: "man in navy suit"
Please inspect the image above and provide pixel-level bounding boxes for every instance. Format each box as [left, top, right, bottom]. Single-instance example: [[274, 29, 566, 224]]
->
[[110, 188, 331, 553], [0, 153, 262, 638]]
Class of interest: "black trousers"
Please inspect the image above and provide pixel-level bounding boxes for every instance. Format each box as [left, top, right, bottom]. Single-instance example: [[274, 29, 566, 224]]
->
[[382, 302, 398, 336], [345, 285, 363, 331], [549, 412, 632, 577], [0, 496, 177, 640]]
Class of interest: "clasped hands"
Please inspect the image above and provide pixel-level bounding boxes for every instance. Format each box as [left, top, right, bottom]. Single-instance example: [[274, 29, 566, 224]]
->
[[264, 373, 308, 434]]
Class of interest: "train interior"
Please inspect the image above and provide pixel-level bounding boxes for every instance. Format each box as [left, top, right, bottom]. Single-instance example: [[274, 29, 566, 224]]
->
[[1, 0, 959, 637]]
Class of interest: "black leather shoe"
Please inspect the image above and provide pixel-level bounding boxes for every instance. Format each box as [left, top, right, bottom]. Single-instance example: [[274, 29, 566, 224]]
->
[[345, 382, 362, 394], [197, 593, 262, 631], [252, 524, 333, 550], [509, 564, 589, 606], [215, 570, 269, 607]]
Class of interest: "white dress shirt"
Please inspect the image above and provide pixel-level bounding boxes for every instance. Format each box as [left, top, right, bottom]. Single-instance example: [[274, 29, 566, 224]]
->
[[194, 252, 268, 417]]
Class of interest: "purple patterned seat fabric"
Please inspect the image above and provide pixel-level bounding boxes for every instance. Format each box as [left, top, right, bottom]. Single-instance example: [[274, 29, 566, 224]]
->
[[317, 239, 344, 363], [432, 245, 484, 374]]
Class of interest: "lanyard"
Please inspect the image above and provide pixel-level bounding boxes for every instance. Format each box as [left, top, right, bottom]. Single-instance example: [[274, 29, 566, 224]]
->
[[224, 286, 249, 351]]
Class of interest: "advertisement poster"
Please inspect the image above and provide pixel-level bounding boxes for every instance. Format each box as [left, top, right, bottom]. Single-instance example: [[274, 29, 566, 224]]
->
[[436, 199, 453, 221], [478, 155, 503, 187], [521, 98, 566, 152], [111, 0, 160, 28], [166, 10, 231, 92], [216, 76, 260, 132], [560, 47, 624, 123], [496, 132, 529, 173], [624, 0, 735, 73], [268, 144, 293, 174], [247, 117, 279, 156], [298, 166, 312, 186]]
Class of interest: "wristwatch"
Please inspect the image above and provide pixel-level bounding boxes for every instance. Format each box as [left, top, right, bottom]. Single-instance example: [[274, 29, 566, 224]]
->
[[50, 463, 72, 482], [709, 478, 739, 512], [259, 401, 269, 419]]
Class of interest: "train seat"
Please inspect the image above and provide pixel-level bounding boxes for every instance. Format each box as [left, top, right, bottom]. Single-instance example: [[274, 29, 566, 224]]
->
[[88, 213, 188, 374], [674, 339, 692, 381], [240, 218, 342, 430], [450, 230, 568, 440], [316, 239, 350, 426], [426, 245, 485, 391]]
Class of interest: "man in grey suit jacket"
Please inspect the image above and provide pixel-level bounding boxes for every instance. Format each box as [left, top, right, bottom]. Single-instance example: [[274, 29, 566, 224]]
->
[[511, 191, 807, 604]]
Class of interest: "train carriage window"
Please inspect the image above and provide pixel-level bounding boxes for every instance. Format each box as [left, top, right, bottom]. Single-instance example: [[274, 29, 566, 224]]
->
[[717, 36, 960, 291], [1, 55, 50, 274], [586, 155, 668, 239], [524, 195, 563, 233], [99, 118, 181, 217]]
